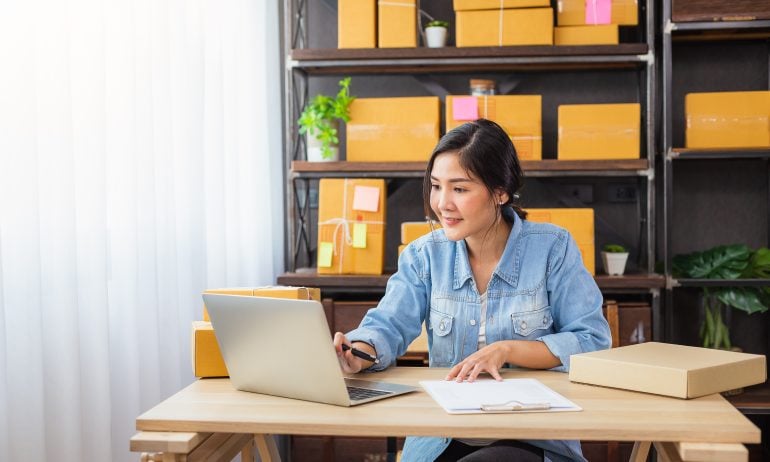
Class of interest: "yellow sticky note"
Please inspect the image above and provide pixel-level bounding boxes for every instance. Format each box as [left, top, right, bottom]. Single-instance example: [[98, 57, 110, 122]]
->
[[352, 185, 380, 212], [318, 242, 334, 267], [353, 223, 367, 248]]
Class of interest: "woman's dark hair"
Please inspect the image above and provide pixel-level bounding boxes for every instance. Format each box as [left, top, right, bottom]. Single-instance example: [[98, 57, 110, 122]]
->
[[422, 118, 526, 224]]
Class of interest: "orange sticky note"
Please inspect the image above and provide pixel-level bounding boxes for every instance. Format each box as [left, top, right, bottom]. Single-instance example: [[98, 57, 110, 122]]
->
[[353, 223, 367, 248], [318, 242, 334, 267], [453, 97, 478, 121], [352, 185, 380, 212]]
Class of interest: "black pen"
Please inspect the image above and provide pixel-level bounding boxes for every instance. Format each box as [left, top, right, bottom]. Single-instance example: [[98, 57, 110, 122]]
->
[[342, 344, 380, 364]]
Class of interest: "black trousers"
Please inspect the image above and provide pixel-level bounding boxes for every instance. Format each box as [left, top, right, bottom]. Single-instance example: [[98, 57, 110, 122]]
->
[[435, 439, 545, 462]]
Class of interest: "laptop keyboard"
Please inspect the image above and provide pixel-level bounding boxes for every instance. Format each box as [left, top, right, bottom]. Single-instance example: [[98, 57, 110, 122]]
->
[[347, 386, 392, 401]]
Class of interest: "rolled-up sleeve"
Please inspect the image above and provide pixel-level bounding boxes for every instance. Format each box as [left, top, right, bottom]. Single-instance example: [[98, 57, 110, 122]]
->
[[537, 230, 611, 372], [346, 243, 430, 371]]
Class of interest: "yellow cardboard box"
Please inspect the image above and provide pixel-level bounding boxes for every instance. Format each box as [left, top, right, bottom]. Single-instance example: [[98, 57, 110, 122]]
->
[[570, 342, 767, 399], [685, 91, 770, 149], [554, 25, 619, 45], [558, 103, 640, 160], [526, 208, 595, 274], [446, 95, 542, 161], [202, 286, 321, 321], [556, 0, 638, 26], [192, 321, 228, 378], [347, 97, 440, 162], [318, 179, 386, 274], [401, 221, 441, 244], [456, 8, 553, 47], [378, 0, 417, 48], [338, 0, 377, 48], [453, 0, 550, 10]]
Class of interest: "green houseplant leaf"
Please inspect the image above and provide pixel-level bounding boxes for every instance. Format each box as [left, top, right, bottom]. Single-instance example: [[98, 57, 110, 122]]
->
[[297, 77, 355, 160], [714, 288, 769, 315], [672, 244, 750, 279]]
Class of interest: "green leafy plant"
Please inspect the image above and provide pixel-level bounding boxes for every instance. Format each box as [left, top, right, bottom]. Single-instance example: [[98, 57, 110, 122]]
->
[[297, 77, 355, 160], [425, 20, 449, 29], [672, 244, 770, 349], [603, 244, 627, 253]]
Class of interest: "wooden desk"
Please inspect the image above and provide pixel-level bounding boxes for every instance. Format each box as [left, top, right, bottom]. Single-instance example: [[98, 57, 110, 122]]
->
[[133, 367, 760, 462]]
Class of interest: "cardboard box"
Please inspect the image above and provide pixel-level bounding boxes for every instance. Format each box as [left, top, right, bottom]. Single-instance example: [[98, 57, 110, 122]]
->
[[338, 0, 376, 48], [202, 286, 321, 321], [685, 91, 770, 149], [456, 8, 553, 47], [192, 321, 228, 378], [554, 25, 619, 45], [556, 0, 638, 26], [401, 221, 441, 244], [558, 103, 640, 160], [318, 179, 386, 275], [347, 97, 440, 162], [569, 342, 767, 399], [453, 0, 550, 10], [526, 208, 595, 274], [446, 95, 542, 161], [378, 0, 417, 48]]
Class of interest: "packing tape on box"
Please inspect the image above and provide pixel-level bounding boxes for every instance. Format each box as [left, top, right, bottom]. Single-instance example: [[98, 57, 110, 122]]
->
[[687, 114, 770, 128], [378, 1, 415, 8]]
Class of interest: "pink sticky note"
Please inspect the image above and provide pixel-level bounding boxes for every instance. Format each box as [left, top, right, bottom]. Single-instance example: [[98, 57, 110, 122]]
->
[[453, 97, 478, 121], [352, 185, 380, 212], [585, 0, 611, 25]]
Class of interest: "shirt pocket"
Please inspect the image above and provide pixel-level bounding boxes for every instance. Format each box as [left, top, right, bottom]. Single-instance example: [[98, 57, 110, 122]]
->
[[511, 306, 553, 338], [429, 309, 454, 367]]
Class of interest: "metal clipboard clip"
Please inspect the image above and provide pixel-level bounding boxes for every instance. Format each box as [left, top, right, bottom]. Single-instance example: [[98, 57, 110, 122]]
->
[[480, 400, 552, 412]]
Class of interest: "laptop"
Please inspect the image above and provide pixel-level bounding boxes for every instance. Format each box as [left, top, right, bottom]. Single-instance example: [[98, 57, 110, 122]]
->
[[202, 293, 417, 406]]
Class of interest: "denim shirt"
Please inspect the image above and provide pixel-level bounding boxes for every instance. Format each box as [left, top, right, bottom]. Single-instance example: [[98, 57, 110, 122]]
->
[[347, 213, 611, 462]]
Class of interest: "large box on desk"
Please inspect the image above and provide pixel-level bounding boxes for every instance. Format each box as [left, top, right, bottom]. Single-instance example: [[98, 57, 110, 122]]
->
[[192, 321, 228, 378], [202, 286, 320, 321], [347, 97, 440, 162], [570, 342, 767, 399], [338, 0, 376, 48], [554, 25, 619, 45], [526, 208, 595, 274], [446, 95, 542, 161], [453, 0, 549, 10], [556, 0, 638, 26], [456, 8, 553, 47], [378, 0, 417, 48], [558, 103, 640, 160], [685, 91, 770, 149], [317, 179, 386, 275]]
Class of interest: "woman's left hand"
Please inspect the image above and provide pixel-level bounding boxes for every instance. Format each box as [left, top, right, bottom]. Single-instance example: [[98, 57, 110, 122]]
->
[[445, 342, 509, 382]]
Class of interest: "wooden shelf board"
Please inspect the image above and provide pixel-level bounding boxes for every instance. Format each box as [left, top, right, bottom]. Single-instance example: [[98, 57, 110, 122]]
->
[[671, 147, 770, 160], [727, 382, 770, 414]]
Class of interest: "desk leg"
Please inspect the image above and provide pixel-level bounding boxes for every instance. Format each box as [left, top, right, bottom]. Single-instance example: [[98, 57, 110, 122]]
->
[[630, 441, 651, 462], [254, 434, 281, 462], [653, 442, 684, 462]]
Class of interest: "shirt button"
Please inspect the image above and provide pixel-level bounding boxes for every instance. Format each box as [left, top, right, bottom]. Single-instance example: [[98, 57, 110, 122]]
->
[[470, 319, 476, 326], [543, 316, 548, 325], [520, 321, 527, 329], [439, 321, 446, 331]]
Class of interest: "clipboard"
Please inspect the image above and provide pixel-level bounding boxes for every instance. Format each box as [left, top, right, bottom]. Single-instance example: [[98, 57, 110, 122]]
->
[[419, 378, 582, 415]]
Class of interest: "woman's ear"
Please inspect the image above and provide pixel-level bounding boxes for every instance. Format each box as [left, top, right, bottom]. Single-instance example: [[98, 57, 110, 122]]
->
[[495, 189, 510, 205]]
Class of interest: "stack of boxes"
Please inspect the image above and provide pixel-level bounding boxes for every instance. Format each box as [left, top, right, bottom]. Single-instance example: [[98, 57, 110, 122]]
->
[[526, 208, 596, 274], [192, 287, 321, 377], [337, 0, 418, 49], [454, 0, 553, 47], [554, 0, 638, 45], [685, 91, 770, 149]]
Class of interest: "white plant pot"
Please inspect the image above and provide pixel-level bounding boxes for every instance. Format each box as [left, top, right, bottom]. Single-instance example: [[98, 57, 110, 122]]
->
[[305, 122, 339, 162], [425, 27, 448, 48], [601, 252, 629, 276]]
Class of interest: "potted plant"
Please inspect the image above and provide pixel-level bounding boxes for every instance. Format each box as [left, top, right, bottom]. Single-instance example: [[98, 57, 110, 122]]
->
[[601, 244, 629, 276], [673, 244, 770, 349], [297, 77, 355, 162], [424, 20, 449, 48]]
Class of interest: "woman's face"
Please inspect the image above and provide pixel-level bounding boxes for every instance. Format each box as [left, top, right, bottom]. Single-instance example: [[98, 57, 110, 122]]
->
[[429, 152, 504, 242]]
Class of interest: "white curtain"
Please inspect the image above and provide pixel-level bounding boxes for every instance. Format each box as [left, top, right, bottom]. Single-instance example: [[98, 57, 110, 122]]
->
[[0, 0, 283, 460]]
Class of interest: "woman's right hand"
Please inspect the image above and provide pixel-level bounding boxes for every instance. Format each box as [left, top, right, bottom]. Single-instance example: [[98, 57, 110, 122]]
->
[[333, 332, 368, 374]]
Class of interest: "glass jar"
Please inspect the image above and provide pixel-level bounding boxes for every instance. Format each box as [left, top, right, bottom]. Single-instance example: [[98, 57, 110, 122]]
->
[[470, 79, 496, 96]]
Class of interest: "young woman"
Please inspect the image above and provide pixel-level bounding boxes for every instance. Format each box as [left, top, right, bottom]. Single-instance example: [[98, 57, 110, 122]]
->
[[333, 119, 611, 462]]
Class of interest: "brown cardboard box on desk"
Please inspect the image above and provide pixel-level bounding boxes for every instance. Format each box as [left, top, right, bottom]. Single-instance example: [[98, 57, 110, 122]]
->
[[558, 103, 640, 160], [526, 208, 595, 274], [347, 97, 440, 162], [556, 0, 638, 26], [685, 91, 770, 149], [446, 95, 542, 161], [569, 342, 767, 398], [378, 0, 417, 48], [338, 0, 376, 48], [456, 8, 553, 47], [554, 25, 619, 45], [317, 179, 386, 275]]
